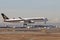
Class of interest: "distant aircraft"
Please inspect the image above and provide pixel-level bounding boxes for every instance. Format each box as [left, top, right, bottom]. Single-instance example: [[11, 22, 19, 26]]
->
[[1, 13, 48, 24]]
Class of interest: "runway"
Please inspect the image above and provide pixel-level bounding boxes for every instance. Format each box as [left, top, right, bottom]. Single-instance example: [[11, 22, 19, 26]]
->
[[0, 28, 60, 40], [0, 31, 60, 40]]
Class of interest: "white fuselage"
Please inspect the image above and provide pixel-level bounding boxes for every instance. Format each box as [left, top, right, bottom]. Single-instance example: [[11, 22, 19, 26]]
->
[[4, 17, 48, 24]]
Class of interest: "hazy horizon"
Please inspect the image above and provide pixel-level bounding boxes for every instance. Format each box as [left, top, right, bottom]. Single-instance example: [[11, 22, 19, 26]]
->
[[0, 0, 60, 20]]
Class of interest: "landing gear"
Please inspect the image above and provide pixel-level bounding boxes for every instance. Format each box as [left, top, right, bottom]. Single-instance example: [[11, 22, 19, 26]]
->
[[23, 23, 27, 27]]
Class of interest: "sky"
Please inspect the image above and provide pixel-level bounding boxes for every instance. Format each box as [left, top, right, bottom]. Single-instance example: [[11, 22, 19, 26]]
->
[[0, 0, 60, 19]]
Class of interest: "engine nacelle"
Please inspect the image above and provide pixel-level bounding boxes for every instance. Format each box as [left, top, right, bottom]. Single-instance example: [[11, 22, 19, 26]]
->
[[28, 20, 34, 23]]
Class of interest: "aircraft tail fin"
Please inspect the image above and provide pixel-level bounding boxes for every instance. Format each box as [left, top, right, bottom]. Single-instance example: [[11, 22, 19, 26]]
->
[[1, 13, 9, 19]]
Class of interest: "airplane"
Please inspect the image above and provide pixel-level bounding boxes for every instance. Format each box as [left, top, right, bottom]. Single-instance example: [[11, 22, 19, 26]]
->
[[1, 13, 48, 24]]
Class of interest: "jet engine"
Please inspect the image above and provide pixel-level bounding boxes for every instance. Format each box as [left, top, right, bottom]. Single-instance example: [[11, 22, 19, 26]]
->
[[28, 20, 34, 23]]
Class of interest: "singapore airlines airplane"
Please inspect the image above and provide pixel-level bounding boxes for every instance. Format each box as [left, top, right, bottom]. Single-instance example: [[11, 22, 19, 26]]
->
[[1, 13, 48, 24]]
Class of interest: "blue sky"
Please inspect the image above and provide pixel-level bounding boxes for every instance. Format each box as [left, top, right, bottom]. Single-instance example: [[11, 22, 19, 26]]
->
[[0, 0, 60, 19]]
